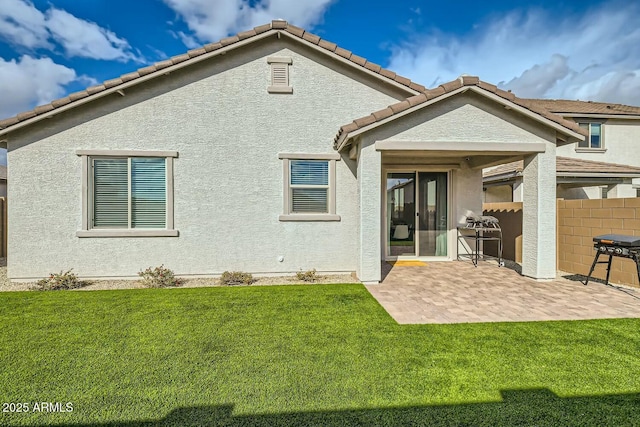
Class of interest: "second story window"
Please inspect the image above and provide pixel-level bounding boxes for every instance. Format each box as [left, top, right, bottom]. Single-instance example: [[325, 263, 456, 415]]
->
[[577, 122, 603, 149]]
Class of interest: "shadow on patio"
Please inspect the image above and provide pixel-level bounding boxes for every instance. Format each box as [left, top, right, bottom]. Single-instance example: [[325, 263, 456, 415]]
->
[[370, 260, 640, 324]]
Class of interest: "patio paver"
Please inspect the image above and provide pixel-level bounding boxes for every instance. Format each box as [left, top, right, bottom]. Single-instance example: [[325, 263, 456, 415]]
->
[[366, 261, 640, 324]]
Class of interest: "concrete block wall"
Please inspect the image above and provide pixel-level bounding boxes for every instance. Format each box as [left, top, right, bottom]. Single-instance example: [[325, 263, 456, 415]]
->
[[557, 197, 640, 287]]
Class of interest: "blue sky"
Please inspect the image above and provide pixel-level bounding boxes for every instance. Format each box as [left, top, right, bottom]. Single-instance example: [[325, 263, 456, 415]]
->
[[1, 0, 639, 123]]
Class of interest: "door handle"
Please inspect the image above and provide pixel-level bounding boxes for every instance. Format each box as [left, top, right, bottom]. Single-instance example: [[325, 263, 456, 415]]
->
[[416, 212, 419, 217]]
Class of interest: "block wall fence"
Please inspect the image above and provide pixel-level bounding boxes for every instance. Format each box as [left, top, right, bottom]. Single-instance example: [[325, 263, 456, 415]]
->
[[484, 198, 640, 288]]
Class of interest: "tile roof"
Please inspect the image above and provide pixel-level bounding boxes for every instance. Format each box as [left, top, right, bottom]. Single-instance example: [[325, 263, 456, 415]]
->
[[0, 20, 425, 133], [333, 76, 587, 149], [483, 156, 640, 180], [521, 99, 640, 116]]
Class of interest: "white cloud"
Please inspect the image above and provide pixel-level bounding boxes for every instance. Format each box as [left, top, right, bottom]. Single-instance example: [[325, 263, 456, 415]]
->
[[0, 0, 50, 49], [0, 0, 140, 62], [45, 9, 141, 62], [387, 3, 640, 103], [163, 0, 334, 44], [0, 55, 77, 119]]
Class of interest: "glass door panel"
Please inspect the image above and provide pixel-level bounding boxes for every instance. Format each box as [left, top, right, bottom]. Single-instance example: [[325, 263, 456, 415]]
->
[[417, 172, 448, 257], [386, 173, 415, 257]]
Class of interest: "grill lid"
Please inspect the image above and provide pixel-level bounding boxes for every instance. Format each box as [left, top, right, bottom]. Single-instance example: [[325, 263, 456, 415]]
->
[[593, 234, 640, 247]]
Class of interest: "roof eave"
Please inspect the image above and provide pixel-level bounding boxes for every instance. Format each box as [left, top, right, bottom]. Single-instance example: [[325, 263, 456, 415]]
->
[[1, 22, 424, 138], [554, 113, 640, 120], [483, 172, 520, 183], [0, 30, 278, 138], [557, 172, 640, 178], [336, 85, 586, 151], [277, 31, 421, 97]]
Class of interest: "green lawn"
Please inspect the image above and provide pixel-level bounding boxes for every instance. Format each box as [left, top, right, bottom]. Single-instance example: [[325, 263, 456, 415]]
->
[[1, 284, 639, 426], [389, 240, 414, 246]]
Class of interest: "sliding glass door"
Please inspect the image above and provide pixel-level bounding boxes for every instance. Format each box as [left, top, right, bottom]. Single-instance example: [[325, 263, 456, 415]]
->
[[386, 171, 448, 258], [417, 172, 448, 257], [386, 173, 416, 256]]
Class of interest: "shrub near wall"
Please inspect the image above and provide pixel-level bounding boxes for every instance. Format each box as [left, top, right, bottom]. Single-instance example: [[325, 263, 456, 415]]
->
[[558, 198, 640, 287]]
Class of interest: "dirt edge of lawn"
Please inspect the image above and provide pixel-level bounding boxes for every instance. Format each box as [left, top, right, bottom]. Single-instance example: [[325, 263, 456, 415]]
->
[[0, 258, 360, 292]]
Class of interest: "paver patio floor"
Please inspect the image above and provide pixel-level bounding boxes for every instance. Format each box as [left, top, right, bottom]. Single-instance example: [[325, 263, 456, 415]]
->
[[366, 261, 640, 324]]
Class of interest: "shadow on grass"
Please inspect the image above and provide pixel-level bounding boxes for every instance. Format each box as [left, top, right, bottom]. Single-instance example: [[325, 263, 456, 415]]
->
[[23, 388, 640, 427]]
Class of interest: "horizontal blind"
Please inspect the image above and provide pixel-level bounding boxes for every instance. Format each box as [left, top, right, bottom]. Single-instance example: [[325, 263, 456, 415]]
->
[[93, 159, 128, 228], [291, 188, 328, 213], [290, 160, 328, 185], [290, 160, 329, 213], [131, 158, 166, 228]]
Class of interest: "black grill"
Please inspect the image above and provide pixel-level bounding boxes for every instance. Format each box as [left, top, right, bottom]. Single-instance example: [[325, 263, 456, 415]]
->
[[584, 234, 640, 286]]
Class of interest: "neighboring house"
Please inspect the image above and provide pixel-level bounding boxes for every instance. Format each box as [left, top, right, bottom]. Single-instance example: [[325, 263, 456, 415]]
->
[[0, 20, 587, 283], [484, 100, 640, 201], [484, 157, 640, 202], [0, 165, 6, 197]]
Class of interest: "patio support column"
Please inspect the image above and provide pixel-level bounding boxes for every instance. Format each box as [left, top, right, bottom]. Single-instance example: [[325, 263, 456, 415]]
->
[[358, 140, 382, 284], [522, 144, 557, 279]]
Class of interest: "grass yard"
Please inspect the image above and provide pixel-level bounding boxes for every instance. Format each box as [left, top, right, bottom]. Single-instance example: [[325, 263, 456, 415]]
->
[[1, 284, 639, 426], [389, 240, 414, 246]]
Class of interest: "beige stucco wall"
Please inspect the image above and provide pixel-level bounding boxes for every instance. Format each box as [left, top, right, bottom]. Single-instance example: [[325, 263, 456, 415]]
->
[[7, 37, 409, 280], [380, 92, 556, 146], [484, 185, 513, 203]]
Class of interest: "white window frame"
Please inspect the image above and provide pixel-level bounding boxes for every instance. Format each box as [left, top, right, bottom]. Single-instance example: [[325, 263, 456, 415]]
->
[[267, 56, 293, 94], [76, 150, 179, 237], [278, 153, 341, 221], [576, 121, 605, 152]]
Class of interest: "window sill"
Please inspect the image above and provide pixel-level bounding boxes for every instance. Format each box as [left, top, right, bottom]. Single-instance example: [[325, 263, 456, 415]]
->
[[268, 86, 293, 94], [575, 148, 606, 153], [77, 229, 179, 238], [279, 214, 341, 222]]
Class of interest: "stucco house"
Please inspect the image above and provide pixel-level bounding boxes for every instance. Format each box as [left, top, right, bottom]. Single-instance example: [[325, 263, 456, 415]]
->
[[0, 20, 587, 283], [484, 100, 640, 201], [0, 165, 6, 197]]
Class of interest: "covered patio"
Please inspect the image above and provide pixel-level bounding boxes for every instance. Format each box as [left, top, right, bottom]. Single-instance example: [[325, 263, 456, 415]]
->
[[335, 76, 587, 284], [367, 261, 640, 324]]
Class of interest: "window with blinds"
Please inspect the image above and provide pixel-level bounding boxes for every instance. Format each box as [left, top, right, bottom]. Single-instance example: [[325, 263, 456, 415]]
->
[[92, 157, 167, 229], [290, 160, 329, 213]]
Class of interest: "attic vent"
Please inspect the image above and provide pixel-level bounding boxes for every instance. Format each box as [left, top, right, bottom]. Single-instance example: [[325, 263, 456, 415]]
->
[[267, 56, 293, 94]]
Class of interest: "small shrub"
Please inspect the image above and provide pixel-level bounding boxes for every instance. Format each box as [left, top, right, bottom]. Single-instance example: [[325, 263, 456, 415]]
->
[[35, 269, 89, 291], [296, 269, 320, 283], [138, 265, 183, 288], [220, 271, 255, 286]]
